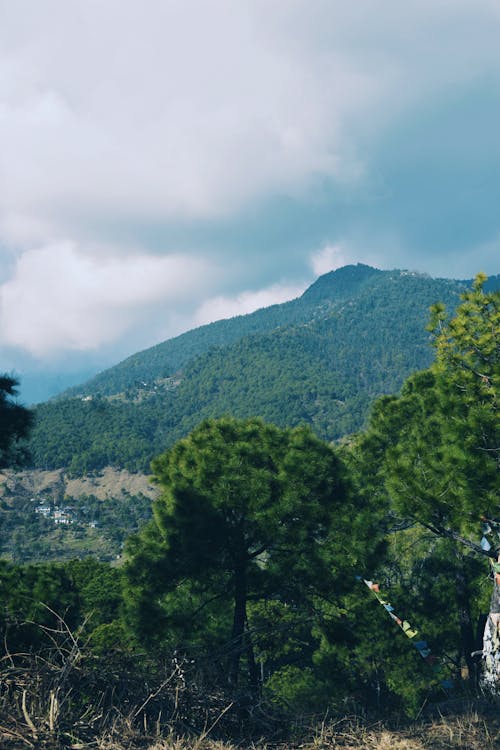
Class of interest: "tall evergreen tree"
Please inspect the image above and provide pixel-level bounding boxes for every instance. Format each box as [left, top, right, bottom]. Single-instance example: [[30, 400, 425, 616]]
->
[[124, 416, 365, 693], [357, 277, 499, 688]]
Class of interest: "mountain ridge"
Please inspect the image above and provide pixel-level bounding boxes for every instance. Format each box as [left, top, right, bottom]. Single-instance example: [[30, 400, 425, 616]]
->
[[27, 264, 500, 476], [58, 264, 449, 400]]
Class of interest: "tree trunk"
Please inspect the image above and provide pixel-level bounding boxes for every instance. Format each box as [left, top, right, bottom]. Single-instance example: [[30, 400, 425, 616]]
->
[[228, 566, 260, 696], [454, 559, 477, 683], [245, 614, 260, 695], [228, 566, 247, 689], [481, 565, 500, 692]]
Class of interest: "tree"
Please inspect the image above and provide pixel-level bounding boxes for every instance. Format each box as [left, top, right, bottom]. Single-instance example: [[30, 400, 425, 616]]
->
[[0, 375, 33, 469], [124, 416, 358, 693], [357, 277, 499, 689]]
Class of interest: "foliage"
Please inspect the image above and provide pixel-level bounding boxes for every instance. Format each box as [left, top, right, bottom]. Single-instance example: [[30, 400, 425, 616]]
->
[[362, 277, 499, 540], [124, 416, 383, 696], [0, 375, 33, 468], [347, 276, 500, 693], [0, 558, 124, 655]]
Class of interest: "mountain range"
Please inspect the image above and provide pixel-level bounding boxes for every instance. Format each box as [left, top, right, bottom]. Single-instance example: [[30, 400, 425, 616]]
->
[[28, 264, 499, 475]]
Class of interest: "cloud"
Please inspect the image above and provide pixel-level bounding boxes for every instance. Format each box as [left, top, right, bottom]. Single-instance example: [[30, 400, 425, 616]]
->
[[0, 242, 212, 356], [1, 1, 499, 240], [0, 0, 375, 243], [0, 0, 499, 368], [310, 244, 350, 276], [193, 282, 307, 328], [1, 1, 499, 242]]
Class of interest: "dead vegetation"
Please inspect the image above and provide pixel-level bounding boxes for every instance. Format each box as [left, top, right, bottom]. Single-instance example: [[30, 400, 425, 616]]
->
[[0, 608, 259, 749], [1, 611, 499, 750], [1, 643, 499, 750], [1, 710, 498, 750], [0, 467, 159, 504]]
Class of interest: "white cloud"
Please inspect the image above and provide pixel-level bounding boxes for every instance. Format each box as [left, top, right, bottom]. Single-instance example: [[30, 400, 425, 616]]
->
[[0, 242, 212, 356], [1, 1, 498, 236], [0, 1, 498, 239], [0, 0, 499, 364], [0, 0, 387, 244], [310, 244, 350, 276], [193, 282, 307, 327]]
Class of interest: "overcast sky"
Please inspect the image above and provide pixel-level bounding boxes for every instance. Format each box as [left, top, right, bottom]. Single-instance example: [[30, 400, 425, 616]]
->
[[1, 0, 499, 398]]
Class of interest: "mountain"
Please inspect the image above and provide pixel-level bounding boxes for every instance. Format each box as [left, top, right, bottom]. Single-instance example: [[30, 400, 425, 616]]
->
[[28, 265, 497, 475], [60, 263, 384, 400]]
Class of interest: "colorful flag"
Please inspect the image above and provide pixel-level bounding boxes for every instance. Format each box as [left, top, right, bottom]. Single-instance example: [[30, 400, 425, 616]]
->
[[481, 536, 491, 551], [414, 640, 428, 651], [358, 575, 450, 686], [402, 625, 418, 638]]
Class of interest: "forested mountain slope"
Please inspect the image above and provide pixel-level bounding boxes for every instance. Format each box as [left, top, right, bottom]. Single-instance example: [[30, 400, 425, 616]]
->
[[61, 263, 383, 399], [29, 266, 496, 474]]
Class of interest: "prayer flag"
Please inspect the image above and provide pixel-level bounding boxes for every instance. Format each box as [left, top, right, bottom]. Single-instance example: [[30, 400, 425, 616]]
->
[[405, 628, 418, 638], [414, 640, 428, 651], [357, 573, 444, 681], [402, 621, 418, 638]]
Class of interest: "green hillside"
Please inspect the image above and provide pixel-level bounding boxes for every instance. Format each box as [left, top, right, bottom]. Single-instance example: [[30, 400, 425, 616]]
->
[[60, 263, 383, 399], [27, 265, 478, 474]]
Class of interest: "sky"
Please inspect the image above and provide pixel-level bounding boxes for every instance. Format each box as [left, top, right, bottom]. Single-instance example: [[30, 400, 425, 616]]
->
[[0, 0, 499, 402]]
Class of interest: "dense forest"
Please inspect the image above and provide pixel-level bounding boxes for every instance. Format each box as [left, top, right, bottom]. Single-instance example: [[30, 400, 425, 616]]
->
[[0, 276, 498, 748], [60, 263, 387, 399], [28, 266, 481, 474]]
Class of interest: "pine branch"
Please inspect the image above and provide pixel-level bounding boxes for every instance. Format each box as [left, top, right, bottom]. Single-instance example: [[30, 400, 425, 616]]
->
[[419, 519, 498, 559]]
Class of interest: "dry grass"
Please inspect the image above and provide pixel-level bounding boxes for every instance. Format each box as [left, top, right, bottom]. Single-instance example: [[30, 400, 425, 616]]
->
[[0, 713, 498, 750], [1, 641, 498, 750], [303, 711, 499, 750], [44, 711, 497, 750], [0, 467, 159, 502]]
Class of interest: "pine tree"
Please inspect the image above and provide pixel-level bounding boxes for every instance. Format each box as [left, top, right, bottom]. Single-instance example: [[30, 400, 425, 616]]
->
[[124, 416, 360, 694], [357, 277, 499, 689]]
